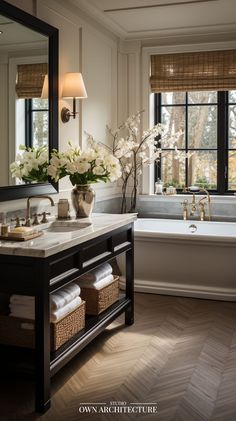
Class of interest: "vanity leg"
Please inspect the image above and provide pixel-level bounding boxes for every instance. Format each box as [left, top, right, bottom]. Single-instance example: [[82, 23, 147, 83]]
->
[[125, 238, 134, 326], [35, 280, 51, 413]]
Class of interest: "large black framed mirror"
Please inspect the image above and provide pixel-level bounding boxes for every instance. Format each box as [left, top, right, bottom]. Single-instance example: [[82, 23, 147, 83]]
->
[[0, 0, 58, 201]]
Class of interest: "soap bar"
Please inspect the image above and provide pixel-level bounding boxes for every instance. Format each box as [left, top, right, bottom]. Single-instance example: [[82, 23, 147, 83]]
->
[[11, 226, 33, 233], [10, 226, 36, 238]]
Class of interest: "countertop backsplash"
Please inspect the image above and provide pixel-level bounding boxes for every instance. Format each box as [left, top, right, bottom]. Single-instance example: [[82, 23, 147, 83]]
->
[[137, 194, 236, 222], [1, 194, 236, 224]]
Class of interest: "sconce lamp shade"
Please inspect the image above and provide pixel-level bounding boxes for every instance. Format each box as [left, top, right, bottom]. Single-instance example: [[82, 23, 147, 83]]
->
[[61, 72, 87, 123], [61, 72, 87, 99], [41, 74, 48, 99]]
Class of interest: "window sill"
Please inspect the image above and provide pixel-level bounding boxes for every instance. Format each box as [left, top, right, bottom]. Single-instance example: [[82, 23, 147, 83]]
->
[[138, 194, 236, 204]]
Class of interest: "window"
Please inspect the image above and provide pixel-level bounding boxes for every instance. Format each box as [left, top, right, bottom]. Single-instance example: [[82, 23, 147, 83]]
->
[[154, 90, 236, 194], [25, 98, 49, 148]]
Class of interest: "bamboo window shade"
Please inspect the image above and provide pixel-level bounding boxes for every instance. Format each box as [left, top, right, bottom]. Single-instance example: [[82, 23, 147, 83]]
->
[[150, 50, 236, 92], [15, 63, 48, 99]]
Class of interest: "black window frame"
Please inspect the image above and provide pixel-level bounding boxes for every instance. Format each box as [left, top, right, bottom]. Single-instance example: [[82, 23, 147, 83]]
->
[[25, 98, 49, 148], [154, 91, 236, 195]]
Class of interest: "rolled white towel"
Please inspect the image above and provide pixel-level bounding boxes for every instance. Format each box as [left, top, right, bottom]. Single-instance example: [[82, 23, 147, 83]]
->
[[50, 282, 81, 311], [77, 274, 114, 290], [50, 296, 82, 322], [78, 263, 112, 283], [10, 296, 82, 321], [9, 282, 81, 314]]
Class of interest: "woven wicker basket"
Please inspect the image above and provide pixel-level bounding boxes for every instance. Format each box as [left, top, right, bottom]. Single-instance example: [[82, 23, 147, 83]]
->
[[80, 276, 119, 315], [0, 301, 85, 351]]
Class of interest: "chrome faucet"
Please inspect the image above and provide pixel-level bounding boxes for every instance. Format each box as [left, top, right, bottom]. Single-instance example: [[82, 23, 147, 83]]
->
[[25, 195, 55, 227]]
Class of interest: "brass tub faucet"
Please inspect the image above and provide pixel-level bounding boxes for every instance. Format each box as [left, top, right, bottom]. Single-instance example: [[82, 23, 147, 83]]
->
[[181, 187, 211, 221]]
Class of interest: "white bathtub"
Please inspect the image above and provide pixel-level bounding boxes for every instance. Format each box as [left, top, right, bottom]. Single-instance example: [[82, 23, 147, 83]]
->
[[129, 218, 236, 301]]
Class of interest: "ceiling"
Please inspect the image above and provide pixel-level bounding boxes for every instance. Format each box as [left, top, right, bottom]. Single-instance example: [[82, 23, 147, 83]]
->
[[69, 0, 236, 41], [0, 15, 47, 49]]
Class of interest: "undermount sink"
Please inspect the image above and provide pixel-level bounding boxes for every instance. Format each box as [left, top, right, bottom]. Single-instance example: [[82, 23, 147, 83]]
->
[[45, 221, 92, 233]]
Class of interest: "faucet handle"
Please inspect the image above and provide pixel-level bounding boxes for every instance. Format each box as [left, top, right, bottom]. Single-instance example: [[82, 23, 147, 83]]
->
[[199, 201, 206, 221], [181, 199, 189, 208], [41, 212, 51, 224], [11, 217, 25, 228], [32, 213, 42, 225], [25, 217, 32, 227], [181, 199, 189, 220]]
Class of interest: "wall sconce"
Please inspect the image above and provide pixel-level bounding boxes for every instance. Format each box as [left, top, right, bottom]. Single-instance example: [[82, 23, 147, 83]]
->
[[61, 72, 87, 123]]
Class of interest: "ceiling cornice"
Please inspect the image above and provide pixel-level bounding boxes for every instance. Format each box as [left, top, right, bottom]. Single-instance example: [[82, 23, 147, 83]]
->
[[69, 0, 126, 37], [67, 0, 236, 42], [104, 0, 218, 13]]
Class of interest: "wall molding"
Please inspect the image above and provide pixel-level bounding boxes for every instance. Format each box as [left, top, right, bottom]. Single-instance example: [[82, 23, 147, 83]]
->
[[119, 277, 236, 301]]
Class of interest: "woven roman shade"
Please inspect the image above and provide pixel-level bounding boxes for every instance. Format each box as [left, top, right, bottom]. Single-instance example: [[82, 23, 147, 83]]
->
[[15, 63, 48, 99], [150, 50, 236, 92]]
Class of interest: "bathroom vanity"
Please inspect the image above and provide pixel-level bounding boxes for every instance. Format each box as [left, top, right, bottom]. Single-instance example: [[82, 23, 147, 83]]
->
[[0, 213, 136, 413]]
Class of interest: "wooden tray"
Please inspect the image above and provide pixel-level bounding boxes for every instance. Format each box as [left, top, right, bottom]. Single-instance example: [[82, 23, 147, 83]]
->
[[0, 231, 43, 242]]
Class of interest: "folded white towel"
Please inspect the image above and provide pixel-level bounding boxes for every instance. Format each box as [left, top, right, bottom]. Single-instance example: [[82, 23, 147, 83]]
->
[[78, 263, 112, 283], [10, 295, 34, 305], [50, 296, 82, 322], [10, 309, 35, 320], [77, 274, 114, 290], [50, 283, 81, 311], [9, 302, 35, 313]]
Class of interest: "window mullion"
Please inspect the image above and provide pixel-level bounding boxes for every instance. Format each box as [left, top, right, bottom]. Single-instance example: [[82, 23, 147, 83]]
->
[[154, 93, 162, 182], [185, 92, 188, 188], [217, 91, 227, 194], [25, 99, 32, 148]]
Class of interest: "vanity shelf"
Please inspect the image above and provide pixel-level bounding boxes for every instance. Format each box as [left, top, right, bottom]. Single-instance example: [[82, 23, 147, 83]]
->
[[1, 295, 129, 377], [51, 295, 129, 374], [0, 214, 135, 413]]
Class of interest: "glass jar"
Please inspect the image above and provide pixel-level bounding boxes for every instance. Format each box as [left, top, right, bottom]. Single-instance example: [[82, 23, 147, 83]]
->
[[155, 178, 163, 195]]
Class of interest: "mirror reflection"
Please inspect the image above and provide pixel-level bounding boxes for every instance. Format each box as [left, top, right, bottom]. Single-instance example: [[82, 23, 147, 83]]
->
[[0, 13, 48, 187]]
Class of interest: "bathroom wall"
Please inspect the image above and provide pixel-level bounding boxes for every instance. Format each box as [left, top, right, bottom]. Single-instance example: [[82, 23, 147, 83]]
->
[[2, 0, 236, 221], [0, 0, 121, 216]]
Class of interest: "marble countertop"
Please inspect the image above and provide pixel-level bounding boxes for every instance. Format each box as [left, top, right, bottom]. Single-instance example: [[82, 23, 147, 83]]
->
[[0, 213, 137, 258]]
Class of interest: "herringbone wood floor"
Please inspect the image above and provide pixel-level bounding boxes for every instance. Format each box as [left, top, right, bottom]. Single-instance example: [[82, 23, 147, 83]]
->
[[1, 293, 236, 421]]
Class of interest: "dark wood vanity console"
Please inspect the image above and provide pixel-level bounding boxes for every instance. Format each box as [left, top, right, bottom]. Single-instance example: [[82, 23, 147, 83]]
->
[[0, 220, 134, 413]]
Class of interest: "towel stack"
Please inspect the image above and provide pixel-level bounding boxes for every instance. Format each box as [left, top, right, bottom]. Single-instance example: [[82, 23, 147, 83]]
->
[[9, 282, 82, 322], [76, 262, 114, 290]]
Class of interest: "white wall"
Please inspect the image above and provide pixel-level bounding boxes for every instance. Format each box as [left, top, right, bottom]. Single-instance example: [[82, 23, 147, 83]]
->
[[7, 0, 35, 14], [0, 0, 120, 213]]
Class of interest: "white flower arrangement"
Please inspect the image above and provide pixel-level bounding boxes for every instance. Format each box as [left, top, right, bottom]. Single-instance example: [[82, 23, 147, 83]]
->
[[47, 140, 121, 185], [88, 111, 185, 213], [10, 112, 186, 214], [10, 144, 49, 183]]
